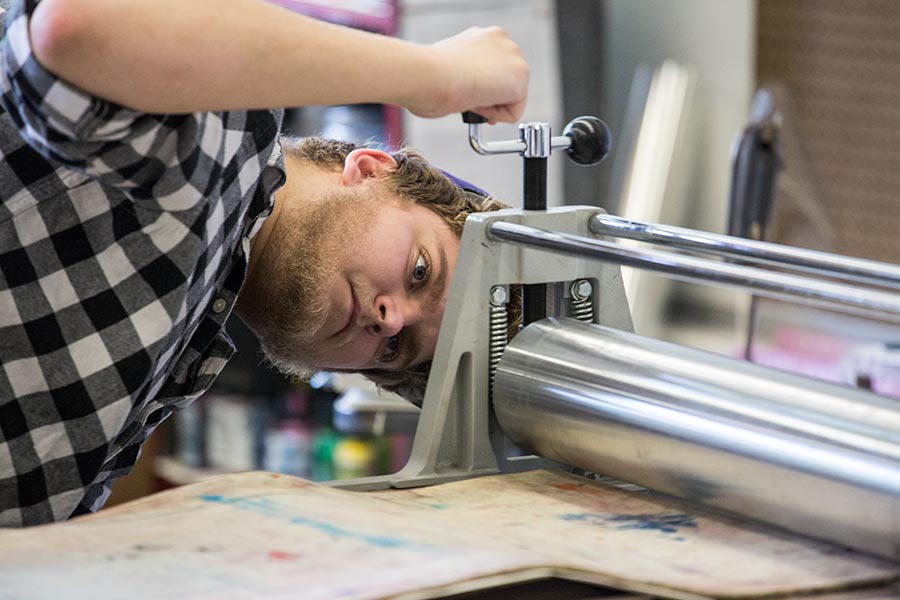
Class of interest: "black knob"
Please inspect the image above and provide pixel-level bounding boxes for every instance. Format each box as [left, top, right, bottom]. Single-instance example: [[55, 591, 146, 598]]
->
[[462, 111, 488, 124], [562, 116, 612, 165]]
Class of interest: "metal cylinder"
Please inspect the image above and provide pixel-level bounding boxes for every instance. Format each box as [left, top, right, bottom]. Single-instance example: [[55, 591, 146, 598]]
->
[[493, 318, 900, 560], [518, 122, 553, 159]]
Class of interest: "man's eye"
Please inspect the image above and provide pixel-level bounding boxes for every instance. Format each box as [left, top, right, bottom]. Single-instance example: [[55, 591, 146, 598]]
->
[[412, 251, 430, 283], [381, 333, 402, 363]]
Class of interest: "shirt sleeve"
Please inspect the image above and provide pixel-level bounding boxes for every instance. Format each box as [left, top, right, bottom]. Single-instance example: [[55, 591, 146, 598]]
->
[[0, 0, 263, 206]]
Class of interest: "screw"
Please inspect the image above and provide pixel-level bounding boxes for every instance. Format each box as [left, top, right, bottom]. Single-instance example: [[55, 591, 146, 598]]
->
[[490, 285, 508, 306], [571, 279, 593, 301]]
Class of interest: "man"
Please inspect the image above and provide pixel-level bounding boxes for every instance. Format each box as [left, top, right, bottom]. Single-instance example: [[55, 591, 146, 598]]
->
[[236, 136, 505, 403], [0, 0, 527, 525]]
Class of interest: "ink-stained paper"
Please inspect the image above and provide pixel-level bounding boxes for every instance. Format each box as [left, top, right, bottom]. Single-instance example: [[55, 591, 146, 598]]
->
[[0, 470, 897, 599]]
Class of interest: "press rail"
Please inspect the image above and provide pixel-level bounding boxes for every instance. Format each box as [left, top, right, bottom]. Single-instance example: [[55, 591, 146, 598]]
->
[[488, 220, 900, 323], [591, 214, 900, 290]]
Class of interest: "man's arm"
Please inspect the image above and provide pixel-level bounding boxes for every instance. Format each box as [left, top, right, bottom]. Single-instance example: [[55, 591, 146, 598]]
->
[[29, 0, 528, 123]]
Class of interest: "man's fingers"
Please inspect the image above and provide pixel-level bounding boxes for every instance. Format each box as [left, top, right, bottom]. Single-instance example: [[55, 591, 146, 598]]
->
[[470, 102, 525, 124]]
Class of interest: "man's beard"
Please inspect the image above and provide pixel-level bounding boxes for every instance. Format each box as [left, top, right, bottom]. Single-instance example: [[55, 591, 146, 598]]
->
[[248, 186, 381, 378]]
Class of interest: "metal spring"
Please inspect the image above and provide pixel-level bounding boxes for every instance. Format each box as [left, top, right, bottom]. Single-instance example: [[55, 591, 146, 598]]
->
[[489, 303, 509, 392], [570, 297, 593, 322]]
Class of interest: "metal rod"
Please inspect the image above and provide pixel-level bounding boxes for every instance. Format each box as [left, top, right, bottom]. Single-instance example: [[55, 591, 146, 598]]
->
[[466, 124, 571, 156], [520, 125, 550, 325], [493, 318, 900, 559], [488, 221, 900, 323], [591, 214, 900, 291], [467, 124, 525, 155], [523, 158, 548, 210], [522, 158, 548, 324]]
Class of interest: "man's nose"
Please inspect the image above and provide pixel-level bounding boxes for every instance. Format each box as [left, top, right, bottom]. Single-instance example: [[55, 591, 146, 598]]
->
[[368, 294, 420, 337]]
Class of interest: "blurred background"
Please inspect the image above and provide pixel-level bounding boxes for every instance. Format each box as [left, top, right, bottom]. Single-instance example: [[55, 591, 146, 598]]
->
[[108, 0, 900, 505]]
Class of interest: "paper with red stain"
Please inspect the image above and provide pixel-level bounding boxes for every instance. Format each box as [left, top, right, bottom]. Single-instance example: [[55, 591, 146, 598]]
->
[[0, 470, 896, 600]]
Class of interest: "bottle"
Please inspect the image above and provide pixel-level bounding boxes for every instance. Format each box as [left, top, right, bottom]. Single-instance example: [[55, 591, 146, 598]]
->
[[333, 436, 378, 480]]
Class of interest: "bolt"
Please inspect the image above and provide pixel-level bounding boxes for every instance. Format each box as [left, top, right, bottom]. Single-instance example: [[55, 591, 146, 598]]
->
[[571, 279, 593, 301], [490, 285, 508, 306]]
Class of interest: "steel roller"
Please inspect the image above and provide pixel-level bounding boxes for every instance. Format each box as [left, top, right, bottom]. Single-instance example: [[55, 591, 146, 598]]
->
[[493, 317, 900, 560]]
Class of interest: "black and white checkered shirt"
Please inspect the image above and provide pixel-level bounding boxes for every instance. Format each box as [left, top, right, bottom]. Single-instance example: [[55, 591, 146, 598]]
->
[[0, 0, 285, 525]]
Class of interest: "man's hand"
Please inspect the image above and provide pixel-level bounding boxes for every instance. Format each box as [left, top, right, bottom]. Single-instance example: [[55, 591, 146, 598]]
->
[[406, 26, 529, 124]]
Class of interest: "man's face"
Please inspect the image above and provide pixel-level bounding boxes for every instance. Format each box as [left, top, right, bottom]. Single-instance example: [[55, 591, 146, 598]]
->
[[307, 196, 460, 371], [258, 180, 460, 376]]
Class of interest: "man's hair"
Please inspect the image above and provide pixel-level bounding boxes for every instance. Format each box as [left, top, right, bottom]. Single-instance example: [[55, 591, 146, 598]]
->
[[279, 136, 508, 405]]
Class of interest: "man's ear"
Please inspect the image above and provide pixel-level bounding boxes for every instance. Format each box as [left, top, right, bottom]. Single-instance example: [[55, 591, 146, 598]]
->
[[340, 148, 398, 186]]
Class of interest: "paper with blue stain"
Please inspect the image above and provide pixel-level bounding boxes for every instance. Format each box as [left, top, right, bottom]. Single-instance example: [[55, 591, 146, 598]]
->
[[198, 493, 427, 550], [0, 469, 897, 600], [559, 511, 697, 538]]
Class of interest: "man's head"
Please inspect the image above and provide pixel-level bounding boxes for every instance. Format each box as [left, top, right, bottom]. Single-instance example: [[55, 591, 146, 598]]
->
[[236, 137, 505, 404]]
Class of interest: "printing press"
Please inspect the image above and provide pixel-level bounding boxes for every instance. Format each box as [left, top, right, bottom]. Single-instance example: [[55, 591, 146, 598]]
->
[[4, 112, 900, 600], [330, 111, 900, 569]]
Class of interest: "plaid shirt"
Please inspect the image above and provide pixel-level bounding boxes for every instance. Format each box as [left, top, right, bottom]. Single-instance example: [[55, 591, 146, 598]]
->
[[0, 0, 285, 525]]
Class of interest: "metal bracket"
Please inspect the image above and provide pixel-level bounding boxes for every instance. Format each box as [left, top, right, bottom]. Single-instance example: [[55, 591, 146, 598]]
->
[[329, 206, 633, 491]]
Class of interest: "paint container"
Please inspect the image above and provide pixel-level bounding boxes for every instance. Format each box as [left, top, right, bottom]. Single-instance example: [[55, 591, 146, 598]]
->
[[263, 421, 313, 478], [333, 437, 378, 480]]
